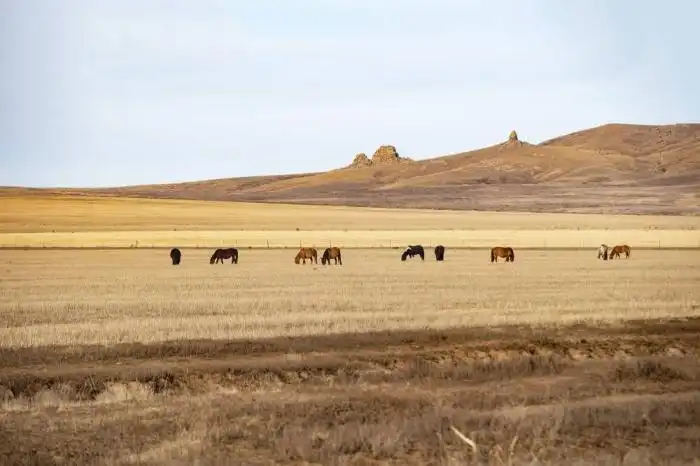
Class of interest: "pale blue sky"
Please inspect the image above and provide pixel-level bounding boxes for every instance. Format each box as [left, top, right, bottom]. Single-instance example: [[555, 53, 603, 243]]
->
[[1, 1, 698, 188]]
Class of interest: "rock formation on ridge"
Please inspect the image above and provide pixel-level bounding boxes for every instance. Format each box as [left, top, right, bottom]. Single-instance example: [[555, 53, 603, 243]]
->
[[347, 145, 413, 168]]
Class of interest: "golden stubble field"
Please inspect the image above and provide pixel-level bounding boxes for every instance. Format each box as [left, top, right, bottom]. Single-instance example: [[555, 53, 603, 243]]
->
[[1, 248, 700, 464], [1, 248, 699, 348], [2, 195, 699, 249], [2, 195, 700, 464]]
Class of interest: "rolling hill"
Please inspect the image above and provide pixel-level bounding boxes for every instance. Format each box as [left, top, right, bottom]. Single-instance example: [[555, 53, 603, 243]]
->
[[4, 123, 700, 215]]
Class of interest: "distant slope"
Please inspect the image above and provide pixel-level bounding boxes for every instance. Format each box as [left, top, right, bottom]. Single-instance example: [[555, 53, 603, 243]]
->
[[3, 123, 699, 215]]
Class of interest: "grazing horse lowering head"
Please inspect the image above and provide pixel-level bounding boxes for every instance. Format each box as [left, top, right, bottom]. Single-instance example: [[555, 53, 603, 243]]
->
[[597, 244, 610, 260], [169, 248, 182, 265], [608, 244, 631, 260], [490, 246, 515, 263], [401, 245, 425, 261], [321, 247, 342, 265], [295, 247, 318, 265], [210, 248, 238, 264], [434, 245, 445, 262]]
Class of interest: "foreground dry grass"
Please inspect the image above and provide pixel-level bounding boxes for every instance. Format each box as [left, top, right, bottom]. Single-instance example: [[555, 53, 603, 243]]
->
[[2, 249, 700, 464], [1, 249, 699, 348], [2, 320, 700, 464]]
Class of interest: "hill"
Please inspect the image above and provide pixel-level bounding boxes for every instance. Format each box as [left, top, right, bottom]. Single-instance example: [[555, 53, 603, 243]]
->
[[3, 123, 699, 215]]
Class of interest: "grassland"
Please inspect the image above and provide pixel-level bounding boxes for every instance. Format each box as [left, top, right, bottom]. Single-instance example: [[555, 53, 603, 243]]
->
[[1, 248, 699, 347], [1, 195, 699, 248], [2, 192, 700, 464], [1, 248, 700, 464]]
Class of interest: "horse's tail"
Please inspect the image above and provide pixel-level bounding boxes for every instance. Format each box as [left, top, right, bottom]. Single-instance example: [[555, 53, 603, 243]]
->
[[509, 248, 515, 262], [490, 249, 495, 262]]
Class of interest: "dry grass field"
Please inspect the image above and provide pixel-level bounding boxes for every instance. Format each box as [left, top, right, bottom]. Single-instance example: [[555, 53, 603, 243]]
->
[[2, 248, 700, 464], [1, 195, 699, 249]]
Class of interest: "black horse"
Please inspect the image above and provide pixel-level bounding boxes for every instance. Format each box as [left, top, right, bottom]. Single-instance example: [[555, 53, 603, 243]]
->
[[169, 248, 181, 265], [401, 245, 425, 261], [210, 248, 238, 264], [434, 245, 445, 261]]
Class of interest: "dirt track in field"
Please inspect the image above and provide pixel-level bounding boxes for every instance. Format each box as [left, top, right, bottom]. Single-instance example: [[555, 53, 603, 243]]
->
[[2, 318, 700, 465]]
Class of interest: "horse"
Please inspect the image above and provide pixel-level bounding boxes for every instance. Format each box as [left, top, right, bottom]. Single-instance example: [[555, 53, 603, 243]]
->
[[434, 245, 445, 262], [401, 245, 425, 261], [210, 247, 238, 264], [295, 247, 318, 264], [597, 244, 610, 260], [321, 247, 342, 265], [490, 246, 515, 263], [169, 248, 181, 265], [608, 244, 631, 260]]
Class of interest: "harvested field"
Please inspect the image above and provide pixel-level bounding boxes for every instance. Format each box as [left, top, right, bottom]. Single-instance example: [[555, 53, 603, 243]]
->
[[1, 248, 699, 347], [2, 195, 698, 249], [1, 248, 700, 465], [3, 194, 700, 233]]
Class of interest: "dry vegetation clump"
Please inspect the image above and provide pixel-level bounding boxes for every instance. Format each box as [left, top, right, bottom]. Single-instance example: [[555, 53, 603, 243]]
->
[[2, 323, 700, 464]]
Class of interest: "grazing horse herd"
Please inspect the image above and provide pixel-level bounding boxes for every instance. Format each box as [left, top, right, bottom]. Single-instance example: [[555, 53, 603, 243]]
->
[[168, 243, 632, 266]]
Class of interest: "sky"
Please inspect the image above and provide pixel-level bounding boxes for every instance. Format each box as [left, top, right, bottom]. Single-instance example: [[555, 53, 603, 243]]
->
[[1, 0, 698, 188]]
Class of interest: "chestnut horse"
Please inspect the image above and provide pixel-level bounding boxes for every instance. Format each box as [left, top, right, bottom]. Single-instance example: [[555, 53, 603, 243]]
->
[[490, 246, 515, 263], [169, 248, 182, 265], [295, 247, 318, 264], [608, 244, 631, 259], [321, 247, 342, 265], [210, 248, 238, 264]]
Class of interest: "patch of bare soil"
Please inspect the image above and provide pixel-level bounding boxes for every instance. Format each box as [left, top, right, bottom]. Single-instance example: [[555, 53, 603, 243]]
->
[[2, 318, 700, 465]]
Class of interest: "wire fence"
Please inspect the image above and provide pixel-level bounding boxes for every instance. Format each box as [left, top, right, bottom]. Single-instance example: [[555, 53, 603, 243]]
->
[[1, 230, 699, 250]]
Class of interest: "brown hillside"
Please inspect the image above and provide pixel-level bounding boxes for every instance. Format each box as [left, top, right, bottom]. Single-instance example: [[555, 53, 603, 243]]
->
[[3, 123, 699, 215]]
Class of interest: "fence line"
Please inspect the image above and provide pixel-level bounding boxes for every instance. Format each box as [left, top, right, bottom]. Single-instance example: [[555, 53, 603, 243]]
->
[[1, 229, 699, 250]]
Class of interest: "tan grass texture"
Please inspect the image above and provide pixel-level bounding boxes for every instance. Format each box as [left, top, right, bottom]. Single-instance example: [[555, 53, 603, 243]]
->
[[1, 195, 699, 248], [1, 248, 698, 348]]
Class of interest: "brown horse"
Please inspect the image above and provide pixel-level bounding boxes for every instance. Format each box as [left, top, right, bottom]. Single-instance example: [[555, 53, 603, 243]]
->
[[210, 248, 238, 264], [608, 244, 631, 259], [491, 246, 515, 263], [321, 247, 342, 265], [294, 247, 318, 264]]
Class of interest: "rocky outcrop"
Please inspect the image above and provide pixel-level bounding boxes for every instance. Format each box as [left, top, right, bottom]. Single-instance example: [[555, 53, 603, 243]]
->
[[371, 145, 401, 164], [347, 145, 413, 168], [350, 153, 371, 167], [500, 129, 527, 151]]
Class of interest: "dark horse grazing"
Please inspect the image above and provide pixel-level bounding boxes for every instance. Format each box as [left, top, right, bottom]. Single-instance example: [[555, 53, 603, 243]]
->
[[321, 247, 342, 265], [401, 245, 425, 261], [608, 244, 631, 259], [491, 246, 515, 263], [169, 248, 181, 265], [210, 248, 238, 264], [434, 245, 445, 261], [295, 247, 318, 264]]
